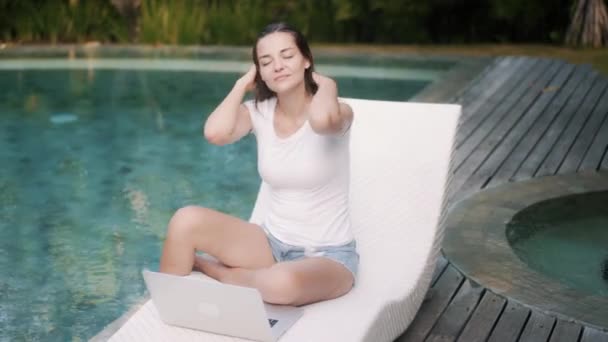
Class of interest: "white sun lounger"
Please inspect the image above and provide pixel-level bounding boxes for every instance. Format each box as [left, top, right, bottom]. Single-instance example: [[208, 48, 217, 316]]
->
[[106, 99, 460, 342]]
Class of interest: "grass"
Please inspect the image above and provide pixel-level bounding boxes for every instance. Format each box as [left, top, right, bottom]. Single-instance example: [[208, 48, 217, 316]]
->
[[312, 43, 608, 75]]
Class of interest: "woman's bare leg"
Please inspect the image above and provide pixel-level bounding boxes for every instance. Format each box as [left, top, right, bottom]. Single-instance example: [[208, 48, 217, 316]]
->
[[159, 205, 275, 275], [197, 257, 354, 306]]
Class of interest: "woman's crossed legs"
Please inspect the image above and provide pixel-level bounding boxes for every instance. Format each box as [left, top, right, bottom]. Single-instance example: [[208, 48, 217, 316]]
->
[[159, 206, 354, 306]]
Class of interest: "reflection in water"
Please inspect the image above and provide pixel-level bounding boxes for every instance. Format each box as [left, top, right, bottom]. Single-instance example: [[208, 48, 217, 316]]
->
[[50, 113, 79, 124], [123, 185, 150, 225], [24, 94, 39, 113]]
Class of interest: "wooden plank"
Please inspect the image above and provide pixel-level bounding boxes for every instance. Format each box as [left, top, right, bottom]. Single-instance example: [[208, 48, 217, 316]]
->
[[396, 265, 464, 341], [431, 254, 449, 286], [486, 300, 530, 342], [450, 58, 548, 176], [579, 98, 608, 171], [447, 58, 549, 202], [483, 63, 579, 188], [558, 79, 608, 173], [580, 327, 608, 342], [511, 69, 598, 182], [450, 57, 504, 104], [456, 291, 506, 342], [448, 59, 558, 201], [549, 320, 583, 342], [453, 58, 534, 149], [425, 255, 450, 303], [468, 60, 572, 189], [536, 76, 607, 177], [518, 310, 556, 342], [457, 57, 524, 120], [572, 79, 608, 171], [416, 57, 496, 104], [453, 57, 503, 101], [425, 280, 485, 342]]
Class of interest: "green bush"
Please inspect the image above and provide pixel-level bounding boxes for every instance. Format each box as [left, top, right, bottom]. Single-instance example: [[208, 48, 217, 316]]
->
[[2, 0, 604, 45], [139, 0, 206, 45], [0, 0, 128, 43], [203, 0, 272, 45]]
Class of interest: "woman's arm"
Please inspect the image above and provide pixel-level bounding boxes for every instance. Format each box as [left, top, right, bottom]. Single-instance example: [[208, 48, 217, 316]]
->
[[203, 65, 256, 145], [308, 73, 354, 135]]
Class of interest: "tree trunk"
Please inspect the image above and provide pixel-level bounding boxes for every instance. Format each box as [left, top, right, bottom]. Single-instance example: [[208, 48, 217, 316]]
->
[[565, 0, 608, 47]]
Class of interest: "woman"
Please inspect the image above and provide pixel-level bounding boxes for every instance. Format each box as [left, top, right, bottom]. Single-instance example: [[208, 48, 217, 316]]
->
[[159, 22, 358, 307]]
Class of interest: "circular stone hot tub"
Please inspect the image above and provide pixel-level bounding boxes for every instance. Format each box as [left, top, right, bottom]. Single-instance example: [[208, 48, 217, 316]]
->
[[443, 171, 608, 330]]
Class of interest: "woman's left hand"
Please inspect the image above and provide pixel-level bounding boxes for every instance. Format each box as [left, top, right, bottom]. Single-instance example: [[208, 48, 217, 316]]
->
[[308, 72, 351, 135], [312, 72, 337, 91]]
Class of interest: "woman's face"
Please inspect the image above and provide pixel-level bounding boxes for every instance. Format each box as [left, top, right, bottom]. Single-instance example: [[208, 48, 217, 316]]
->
[[255, 32, 310, 94]]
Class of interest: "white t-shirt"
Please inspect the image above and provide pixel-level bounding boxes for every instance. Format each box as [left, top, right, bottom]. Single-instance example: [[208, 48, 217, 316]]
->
[[244, 97, 354, 247]]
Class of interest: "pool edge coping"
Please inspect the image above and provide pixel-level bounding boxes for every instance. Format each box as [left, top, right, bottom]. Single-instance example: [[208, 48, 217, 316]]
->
[[90, 295, 150, 341], [0, 44, 470, 61]]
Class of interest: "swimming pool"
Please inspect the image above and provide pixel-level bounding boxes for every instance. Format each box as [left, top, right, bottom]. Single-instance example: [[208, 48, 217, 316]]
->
[[0, 51, 455, 340], [507, 191, 608, 297]]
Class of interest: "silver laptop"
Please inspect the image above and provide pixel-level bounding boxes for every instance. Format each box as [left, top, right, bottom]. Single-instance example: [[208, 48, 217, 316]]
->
[[142, 270, 303, 342]]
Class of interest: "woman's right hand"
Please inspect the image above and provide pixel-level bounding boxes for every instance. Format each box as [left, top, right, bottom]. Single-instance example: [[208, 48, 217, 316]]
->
[[237, 65, 257, 92]]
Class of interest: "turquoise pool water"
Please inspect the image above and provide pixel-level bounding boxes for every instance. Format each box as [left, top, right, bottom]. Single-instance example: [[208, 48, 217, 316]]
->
[[0, 57, 447, 340], [507, 191, 608, 297]]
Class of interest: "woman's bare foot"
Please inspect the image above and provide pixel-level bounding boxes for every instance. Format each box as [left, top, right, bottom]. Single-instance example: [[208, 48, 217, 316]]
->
[[194, 255, 225, 279], [194, 255, 256, 286]]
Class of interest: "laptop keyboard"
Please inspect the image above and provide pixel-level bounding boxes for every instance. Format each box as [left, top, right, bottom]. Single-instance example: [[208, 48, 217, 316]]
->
[[268, 319, 278, 328]]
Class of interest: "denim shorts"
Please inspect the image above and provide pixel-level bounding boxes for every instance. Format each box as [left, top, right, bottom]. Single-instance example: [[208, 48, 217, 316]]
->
[[263, 227, 360, 282]]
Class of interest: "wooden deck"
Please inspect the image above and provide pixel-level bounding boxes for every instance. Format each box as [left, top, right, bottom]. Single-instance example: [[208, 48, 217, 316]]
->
[[397, 57, 608, 342]]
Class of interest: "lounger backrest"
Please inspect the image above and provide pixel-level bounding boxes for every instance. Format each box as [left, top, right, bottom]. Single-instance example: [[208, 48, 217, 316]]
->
[[250, 99, 460, 296]]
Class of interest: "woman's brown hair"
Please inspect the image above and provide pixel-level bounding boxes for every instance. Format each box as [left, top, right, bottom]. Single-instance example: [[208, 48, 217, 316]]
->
[[252, 22, 318, 105]]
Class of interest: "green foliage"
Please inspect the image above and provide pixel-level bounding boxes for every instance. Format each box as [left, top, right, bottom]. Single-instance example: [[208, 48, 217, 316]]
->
[[69, 1, 128, 43], [489, 0, 573, 43], [139, 0, 207, 45], [0, 0, 128, 43], [138, 0, 278, 45], [2, 0, 604, 45], [203, 0, 273, 45]]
